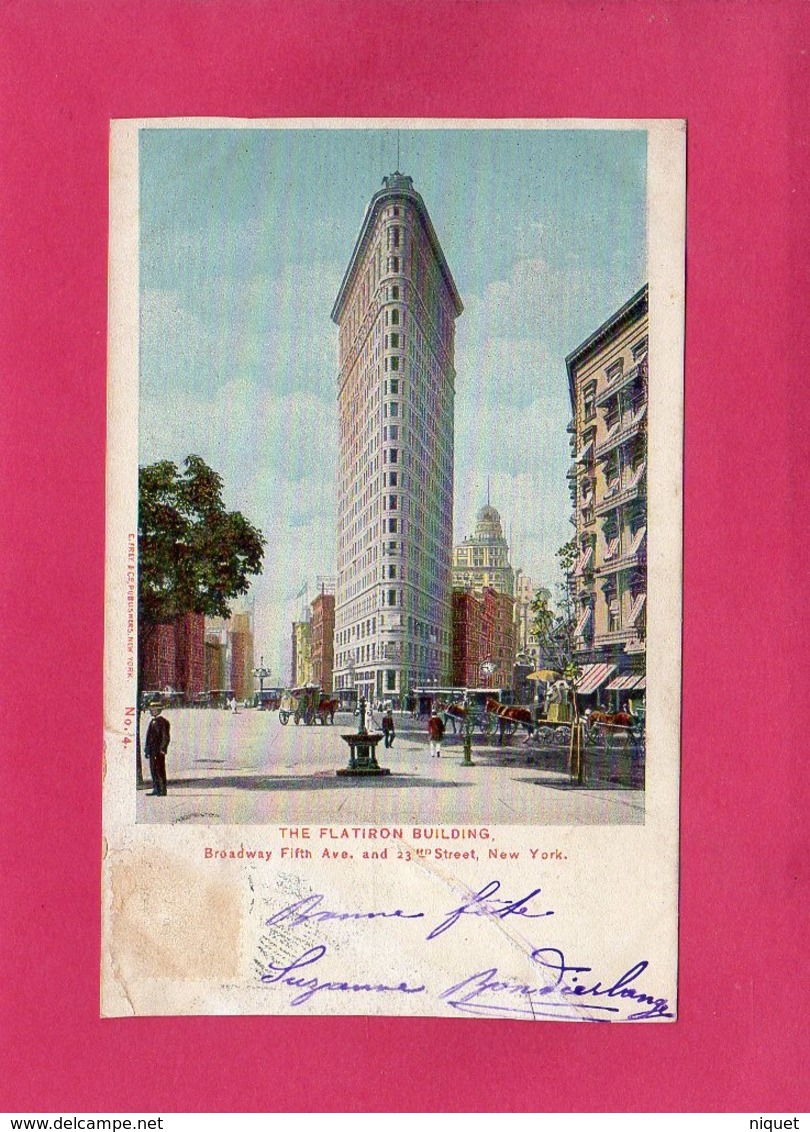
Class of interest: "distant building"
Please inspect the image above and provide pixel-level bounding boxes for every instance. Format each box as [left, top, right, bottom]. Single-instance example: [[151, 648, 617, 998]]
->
[[566, 284, 648, 699], [451, 586, 516, 690], [513, 572, 547, 655], [291, 620, 312, 686], [452, 503, 515, 597], [142, 612, 205, 699], [310, 590, 336, 693], [204, 633, 225, 692], [229, 611, 254, 701], [332, 171, 463, 704]]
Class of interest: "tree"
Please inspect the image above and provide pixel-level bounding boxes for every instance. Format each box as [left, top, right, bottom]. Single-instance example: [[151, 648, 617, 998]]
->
[[136, 455, 265, 782], [529, 537, 581, 686]]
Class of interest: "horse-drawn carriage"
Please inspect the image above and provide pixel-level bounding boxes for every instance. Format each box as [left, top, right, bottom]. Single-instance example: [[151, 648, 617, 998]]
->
[[278, 683, 339, 729], [278, 685, 338, 726]]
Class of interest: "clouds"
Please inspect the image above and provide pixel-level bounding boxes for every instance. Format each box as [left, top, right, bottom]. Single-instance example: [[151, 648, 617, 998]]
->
[[138, 126, 647, 664]]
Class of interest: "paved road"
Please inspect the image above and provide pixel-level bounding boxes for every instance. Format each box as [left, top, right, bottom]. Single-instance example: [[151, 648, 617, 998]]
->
[[137, 708, 645, 827]]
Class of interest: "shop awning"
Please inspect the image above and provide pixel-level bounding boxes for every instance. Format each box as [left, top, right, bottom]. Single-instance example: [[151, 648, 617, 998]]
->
[[606, 673, 644, 692], [576, 662, 616, 695], [575, 440, 594, 464]]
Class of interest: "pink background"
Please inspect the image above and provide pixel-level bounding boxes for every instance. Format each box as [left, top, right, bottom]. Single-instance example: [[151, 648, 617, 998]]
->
[[1, 1, 807, 1113]]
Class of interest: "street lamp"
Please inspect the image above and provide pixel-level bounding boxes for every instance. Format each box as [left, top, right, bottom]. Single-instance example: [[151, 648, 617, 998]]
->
[[253, 655, 272, 705]]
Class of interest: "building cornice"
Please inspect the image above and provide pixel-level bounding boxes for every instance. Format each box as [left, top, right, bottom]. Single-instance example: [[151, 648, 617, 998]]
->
[[565, 284, 648, 410], [332, 175, 464, 324]]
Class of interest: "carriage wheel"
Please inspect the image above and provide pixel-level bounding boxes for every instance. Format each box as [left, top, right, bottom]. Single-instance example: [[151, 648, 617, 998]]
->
[[539, 727, 554, 747], [278, 711, 289, 726], [555, 727, 569, 745], [294, 712, 301, 725]]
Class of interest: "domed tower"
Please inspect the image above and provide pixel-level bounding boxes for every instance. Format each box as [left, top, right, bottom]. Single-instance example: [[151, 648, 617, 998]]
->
[[452, 499, 515, 596]]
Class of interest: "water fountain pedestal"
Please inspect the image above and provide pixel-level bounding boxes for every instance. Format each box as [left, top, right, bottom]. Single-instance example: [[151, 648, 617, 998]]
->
[[337, 695, 390, 777]]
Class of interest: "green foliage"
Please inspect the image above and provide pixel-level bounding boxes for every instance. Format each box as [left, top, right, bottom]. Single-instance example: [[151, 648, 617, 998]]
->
[[138, 455, 265, 629], [529, 537, 580, 678]]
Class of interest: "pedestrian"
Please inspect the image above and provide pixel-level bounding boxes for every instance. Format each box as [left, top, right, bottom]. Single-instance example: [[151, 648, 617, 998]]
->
[[145, 699, 170, 796], [229, 696, 237, 714], [382, 706, 396, 748], [428, 708, 445, 758]]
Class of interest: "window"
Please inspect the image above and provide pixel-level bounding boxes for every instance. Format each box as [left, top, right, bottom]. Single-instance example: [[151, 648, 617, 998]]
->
[[387, 565, 396, 579], [389, 401, 398, 415], [389, 495, 398, 509], [387, 590, 397, 606], [386, 670, 396, 690], [631, 337, 648, 362], [388, 518, 398, 532], [388, 257, 399, 272], [390, 379, 399, 393], [608, 598, 620, 633], [391, 286, 399, 299], [390, 227, 400, 247], [390, 356, 399, 371], [389, 471, 398, 485], [583, 382, 597, 421], [606, 359, 625, 382], [390, 449, 398, 463], [389, 425, 398, 439], [391, 309, 399, 325], [390, 334, 399, 348]]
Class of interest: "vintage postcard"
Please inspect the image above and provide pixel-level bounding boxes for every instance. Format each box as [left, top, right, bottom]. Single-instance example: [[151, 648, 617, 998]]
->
[[103, 118, 684, 1020]]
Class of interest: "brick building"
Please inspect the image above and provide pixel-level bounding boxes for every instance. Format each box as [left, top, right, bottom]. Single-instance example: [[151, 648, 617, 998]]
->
[[142, 612, 205, 699], [310, 591, 335, 693], [451, 586, 516, 689]]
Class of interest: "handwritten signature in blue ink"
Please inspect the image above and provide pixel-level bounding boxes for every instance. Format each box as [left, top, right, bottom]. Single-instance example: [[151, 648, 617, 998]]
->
[[265, 880, 553, 941], [260, 945, 426, 1006], [440, 947, 673, 1021], [426, 880, 554, 940], [265, 893, 426, 928]]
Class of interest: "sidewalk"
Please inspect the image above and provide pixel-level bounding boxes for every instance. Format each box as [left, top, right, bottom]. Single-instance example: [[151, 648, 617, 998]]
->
[[136, 710, 645, 827]]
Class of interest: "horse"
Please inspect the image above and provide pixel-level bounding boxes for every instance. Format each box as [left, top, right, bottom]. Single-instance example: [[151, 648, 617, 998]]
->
[[485, 698, 535, 740], [317, 697, 339, 725]]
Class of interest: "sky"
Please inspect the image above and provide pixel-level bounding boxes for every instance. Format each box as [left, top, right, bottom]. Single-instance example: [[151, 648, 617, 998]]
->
[[139, 125, 647, 680]]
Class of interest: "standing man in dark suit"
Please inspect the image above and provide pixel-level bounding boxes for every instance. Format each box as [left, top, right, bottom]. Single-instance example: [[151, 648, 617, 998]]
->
[[145, 700, 171, 796]]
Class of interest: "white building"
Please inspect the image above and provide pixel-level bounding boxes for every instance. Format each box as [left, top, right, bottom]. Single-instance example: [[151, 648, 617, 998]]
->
[[331, 172, 463, 703]]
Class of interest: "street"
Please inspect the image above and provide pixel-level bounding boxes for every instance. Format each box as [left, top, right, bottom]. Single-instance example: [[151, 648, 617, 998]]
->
[[136, 708, 645, 826]]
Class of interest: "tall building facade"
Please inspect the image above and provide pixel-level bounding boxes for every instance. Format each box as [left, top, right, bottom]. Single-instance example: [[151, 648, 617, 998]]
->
[[229, 611, 255, 701], [310, 590, 335, 693], [291, 620, 312, 686], [451, 587, 516, 689], [143, 612, 205, 699], [452, 503, 515, 596], [566, 284, 648, 697], [331, 172, 463, 704]]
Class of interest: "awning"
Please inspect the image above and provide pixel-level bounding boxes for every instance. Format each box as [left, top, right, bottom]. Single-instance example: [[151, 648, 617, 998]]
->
[[527, 669, 560, 682], [628, 593, 647, 625], [576, 662, 616, 694], [604, 536, 620, 561], [629, 526, 647, 556], [606, 673, 644, 692], [635, 676, 646, 690], [574, 545, 593, 575], [629, 461, 646, 488], [633, 403, 647, 427], [575, 440, 594, 463], [574, 607, 593, 637]]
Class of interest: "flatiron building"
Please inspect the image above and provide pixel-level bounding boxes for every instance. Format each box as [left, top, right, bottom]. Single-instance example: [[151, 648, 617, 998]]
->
[[331, 172, 463, 704]]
